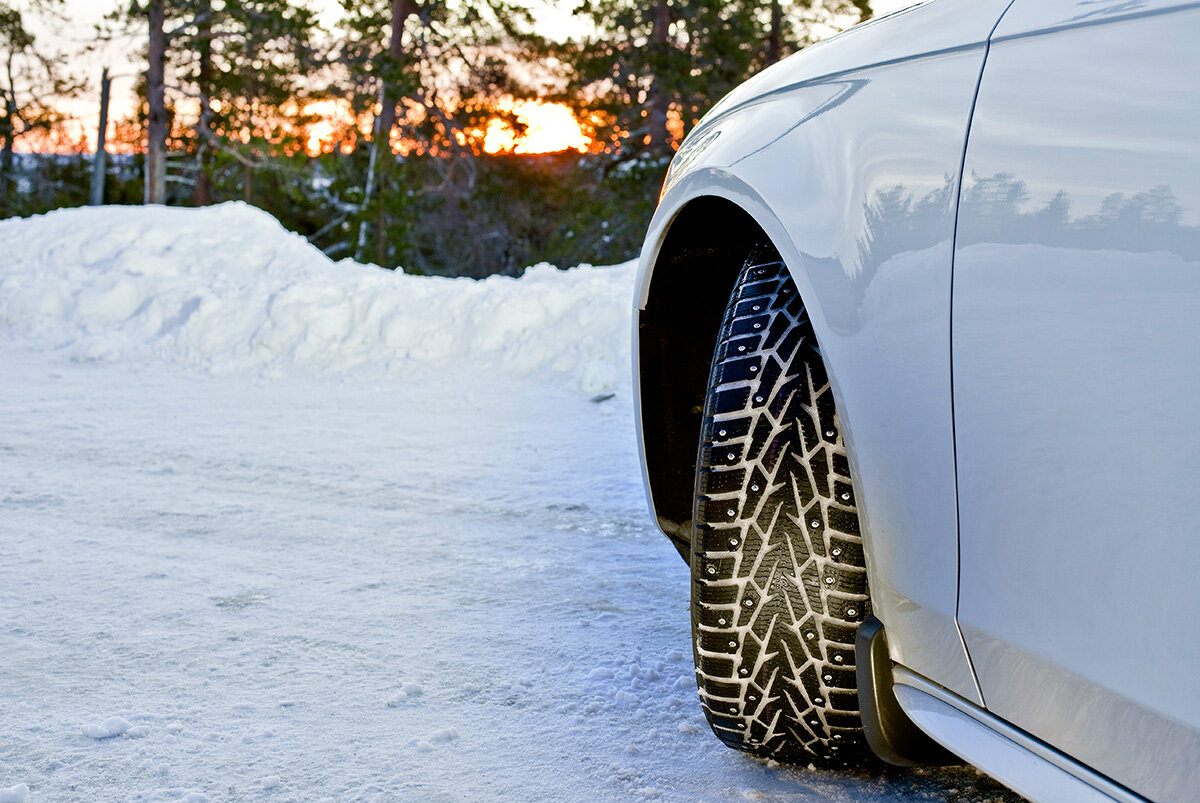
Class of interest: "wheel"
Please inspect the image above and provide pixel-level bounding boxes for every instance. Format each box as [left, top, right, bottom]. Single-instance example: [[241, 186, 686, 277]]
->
[[690, 249, 871, 764]]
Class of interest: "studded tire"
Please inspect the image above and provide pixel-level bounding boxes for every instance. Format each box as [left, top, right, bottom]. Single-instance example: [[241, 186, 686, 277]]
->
[[690, 251, 871, 764]]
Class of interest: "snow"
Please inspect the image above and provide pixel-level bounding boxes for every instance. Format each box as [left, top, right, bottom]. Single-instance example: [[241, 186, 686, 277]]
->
[[0, 203, 627, 393], [81, 716, 146, 740], [0, 203, 1018, 801], [0, 785, 29, 803]]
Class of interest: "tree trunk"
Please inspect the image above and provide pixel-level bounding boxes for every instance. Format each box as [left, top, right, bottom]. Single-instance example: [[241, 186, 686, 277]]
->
[[648, 0, 671, 155], [376, 194, 387, 267], [359, 0, 415, 263], [766, 0, 783, 65], [194, 1, 213, 206], [146, 0, 167, 205], [355, 100, 382, 263], [90, 68, 112, 206], [1, 96, 14, 210], [375, 0, 415, 142]]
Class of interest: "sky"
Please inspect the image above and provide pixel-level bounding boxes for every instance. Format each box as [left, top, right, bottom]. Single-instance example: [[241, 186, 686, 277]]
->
[[38, 0, 918, 149]]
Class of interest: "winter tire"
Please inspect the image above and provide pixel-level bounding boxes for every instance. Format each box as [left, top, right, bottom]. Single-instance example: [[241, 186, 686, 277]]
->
[[691, 250, 871, 764]]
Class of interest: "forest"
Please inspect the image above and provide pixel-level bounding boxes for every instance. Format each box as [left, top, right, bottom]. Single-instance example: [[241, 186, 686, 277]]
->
[[1, 0, 872, 277]]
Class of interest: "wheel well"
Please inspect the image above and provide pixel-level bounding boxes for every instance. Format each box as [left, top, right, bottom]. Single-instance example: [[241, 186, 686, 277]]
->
[[638, 197, 774, 557]]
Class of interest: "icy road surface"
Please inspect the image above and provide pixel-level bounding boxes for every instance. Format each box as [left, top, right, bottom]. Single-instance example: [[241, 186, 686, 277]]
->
[[0, 205, 1021, 801]]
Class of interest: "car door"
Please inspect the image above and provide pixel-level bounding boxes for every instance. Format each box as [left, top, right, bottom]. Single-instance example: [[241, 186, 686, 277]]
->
[[951, 1, 1200, 800]]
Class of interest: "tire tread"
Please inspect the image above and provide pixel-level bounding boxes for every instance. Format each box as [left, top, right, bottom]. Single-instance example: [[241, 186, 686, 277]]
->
[[691, 255, 871, 763]]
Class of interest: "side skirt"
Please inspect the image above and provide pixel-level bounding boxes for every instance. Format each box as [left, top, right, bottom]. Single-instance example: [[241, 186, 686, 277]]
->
[[892, 667, 1148, 803]]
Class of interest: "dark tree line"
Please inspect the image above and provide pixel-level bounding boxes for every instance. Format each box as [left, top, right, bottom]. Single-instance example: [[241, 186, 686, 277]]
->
[[569, 0, 870, 157], [1, 0, 871, 275]]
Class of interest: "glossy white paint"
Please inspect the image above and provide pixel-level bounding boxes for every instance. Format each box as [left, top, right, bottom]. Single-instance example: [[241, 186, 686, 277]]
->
[[953, 2, 1200, 800], [636, 0, 1013, 705], [992, 0, 1199, 34], [689, 0, 1011, 149]]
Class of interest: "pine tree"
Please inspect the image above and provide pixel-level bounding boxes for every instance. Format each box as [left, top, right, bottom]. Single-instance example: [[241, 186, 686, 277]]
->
[[568, 0, 872, 158], [0, 0, 77, 213], [334, 0, 544, 266], [125, 0, 323, 204]]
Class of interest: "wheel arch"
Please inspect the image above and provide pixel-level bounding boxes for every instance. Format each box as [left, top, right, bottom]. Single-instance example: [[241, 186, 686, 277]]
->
[[634, 188, 860, 561], [635, 196, 766, 557]]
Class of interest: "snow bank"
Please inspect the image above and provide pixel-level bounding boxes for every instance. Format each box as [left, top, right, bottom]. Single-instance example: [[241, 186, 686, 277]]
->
[[0, 203, 634, 392]]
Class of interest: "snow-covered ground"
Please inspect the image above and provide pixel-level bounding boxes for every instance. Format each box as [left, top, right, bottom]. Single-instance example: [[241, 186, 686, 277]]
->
[[0, 205, 1019, 801]]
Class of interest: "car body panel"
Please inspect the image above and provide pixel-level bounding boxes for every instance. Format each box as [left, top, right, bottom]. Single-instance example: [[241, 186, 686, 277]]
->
[[636, 0, 1014, 705], [990, 0, 1200, 36], [952, 2, 1200, 799], [688, 0, 1014, 146]]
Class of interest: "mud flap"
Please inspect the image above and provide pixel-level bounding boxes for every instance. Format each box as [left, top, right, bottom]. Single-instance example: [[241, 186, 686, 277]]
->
[[856, 616, 960, 767]]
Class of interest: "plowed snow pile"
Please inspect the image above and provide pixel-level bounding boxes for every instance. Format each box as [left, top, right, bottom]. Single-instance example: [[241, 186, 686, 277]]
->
[[0, 203, 629, 392], [0, 205, 1017, 802]]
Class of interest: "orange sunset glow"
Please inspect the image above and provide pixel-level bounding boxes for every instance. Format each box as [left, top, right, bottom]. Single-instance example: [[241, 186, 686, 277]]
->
[[298, 99, 367, 155], [19, 98, 596, 157], [296, 98, 593, 157], [477, 100, 593, 155]]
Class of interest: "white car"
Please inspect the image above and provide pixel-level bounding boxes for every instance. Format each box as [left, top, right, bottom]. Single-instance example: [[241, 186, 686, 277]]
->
[[632, 1, 1200, 801]]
